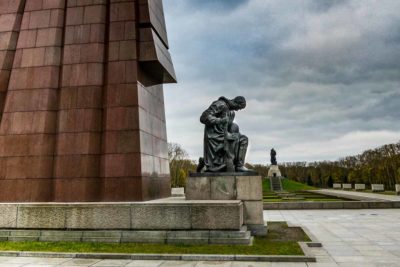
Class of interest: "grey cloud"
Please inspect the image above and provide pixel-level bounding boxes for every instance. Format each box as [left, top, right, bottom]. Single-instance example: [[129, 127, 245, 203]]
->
[[354, 90, 400, 121], [184, 0, 249, 12], [307, 0, 349, 13]]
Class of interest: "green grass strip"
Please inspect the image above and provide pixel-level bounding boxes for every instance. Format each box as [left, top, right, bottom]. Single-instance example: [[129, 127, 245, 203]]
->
[[0, 223, 308, 256]]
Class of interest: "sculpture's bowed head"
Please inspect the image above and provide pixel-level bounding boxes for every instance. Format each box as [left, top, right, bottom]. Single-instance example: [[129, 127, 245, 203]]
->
[[233, 96, 246, 110], [217, 96, 246, 111]]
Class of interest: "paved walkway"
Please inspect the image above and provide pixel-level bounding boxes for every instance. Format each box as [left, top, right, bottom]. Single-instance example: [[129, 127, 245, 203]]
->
[[0, 257, 311, 266], [315, 189, 400, 201], [1, 209, 400, 266], [266, 209, 400, 266]]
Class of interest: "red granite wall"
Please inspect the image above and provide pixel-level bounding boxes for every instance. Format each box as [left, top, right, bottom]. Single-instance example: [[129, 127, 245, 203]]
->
[[0, 0, 175, 202], [53, 0, 106, 201], [0, 0, 64, 201]]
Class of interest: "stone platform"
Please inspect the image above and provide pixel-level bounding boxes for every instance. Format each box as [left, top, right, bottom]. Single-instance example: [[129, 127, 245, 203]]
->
[[0, 197, 253, 245], [186, 173, 267, 236], [0, 226, 252, 245], [0, 199, 243, 230]]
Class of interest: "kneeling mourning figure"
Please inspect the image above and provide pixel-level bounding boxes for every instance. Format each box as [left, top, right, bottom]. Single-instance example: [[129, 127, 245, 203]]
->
[[197, 96, 253, 173]]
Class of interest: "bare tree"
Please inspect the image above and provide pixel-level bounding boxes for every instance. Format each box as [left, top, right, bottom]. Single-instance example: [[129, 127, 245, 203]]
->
[[168, 143, 196, 187]]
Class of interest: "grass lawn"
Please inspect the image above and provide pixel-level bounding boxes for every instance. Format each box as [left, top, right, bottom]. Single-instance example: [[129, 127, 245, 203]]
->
[[282, 179, 316, 191], [263, 179, 354, 202], [0, 223, 309, 256], [262, 179, 316, 194]]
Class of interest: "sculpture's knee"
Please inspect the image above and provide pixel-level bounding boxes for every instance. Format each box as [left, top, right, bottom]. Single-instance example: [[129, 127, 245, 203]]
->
[[229, 123, 239, 133]]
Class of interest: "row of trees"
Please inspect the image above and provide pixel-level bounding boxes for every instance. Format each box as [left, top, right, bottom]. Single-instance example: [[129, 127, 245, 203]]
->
[[274, 142, 400, 189], [169, 141, 400, 190]]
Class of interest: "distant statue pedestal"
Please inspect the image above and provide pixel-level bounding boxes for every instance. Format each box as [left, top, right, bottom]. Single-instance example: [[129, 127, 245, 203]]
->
[[267, 165, 282, 178], [268, 165, 283, 191]]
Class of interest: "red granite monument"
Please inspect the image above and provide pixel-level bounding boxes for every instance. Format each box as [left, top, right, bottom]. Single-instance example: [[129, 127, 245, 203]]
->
[[0, 0, 176, 202]]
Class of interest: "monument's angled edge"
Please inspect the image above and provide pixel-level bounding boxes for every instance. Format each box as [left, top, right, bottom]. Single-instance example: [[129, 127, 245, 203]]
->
[[0, 0, 176, 202]]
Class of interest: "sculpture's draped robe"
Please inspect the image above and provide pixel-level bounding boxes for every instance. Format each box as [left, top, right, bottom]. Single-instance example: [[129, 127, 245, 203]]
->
[[200, 98, 246, 172]]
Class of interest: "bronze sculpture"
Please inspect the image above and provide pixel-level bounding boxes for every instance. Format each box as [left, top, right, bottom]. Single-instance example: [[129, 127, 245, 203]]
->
[[270, 148, 277, 165], [197, 96, 252, 173]]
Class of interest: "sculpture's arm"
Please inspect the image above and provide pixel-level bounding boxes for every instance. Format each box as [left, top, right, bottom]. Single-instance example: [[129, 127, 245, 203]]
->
[[200, 102, 224, 126]]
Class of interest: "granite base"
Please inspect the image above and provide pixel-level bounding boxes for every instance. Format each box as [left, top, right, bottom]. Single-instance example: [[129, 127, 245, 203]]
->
[[0, 198, 251, 245], [186, 173, 266, 236]]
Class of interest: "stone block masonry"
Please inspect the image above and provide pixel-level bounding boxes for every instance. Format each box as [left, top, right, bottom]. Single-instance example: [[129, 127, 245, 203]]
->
[[355, 183, 366, 190], [186, 174, 267, 236], [0, 199, 253, 245], [0, 200, 243, 230], [0, 0, 176, 202], [371, 184, 384, 192], [342, 183, 352, 190]]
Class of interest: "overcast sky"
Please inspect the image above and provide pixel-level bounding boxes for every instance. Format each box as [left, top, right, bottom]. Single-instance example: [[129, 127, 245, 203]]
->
[[163, 0, 400, 164]]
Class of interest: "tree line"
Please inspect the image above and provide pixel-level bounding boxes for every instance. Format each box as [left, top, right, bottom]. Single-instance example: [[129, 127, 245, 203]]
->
[[251, 141, 400, 189], [169, 141, 400, 189]]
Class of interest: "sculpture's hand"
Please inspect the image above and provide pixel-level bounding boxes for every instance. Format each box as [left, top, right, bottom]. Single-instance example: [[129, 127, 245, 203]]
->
[[226, 132, 239, 141], [218, 116, 229, 125], [225, 132, 234, 140], [227, 111, 235, 124]]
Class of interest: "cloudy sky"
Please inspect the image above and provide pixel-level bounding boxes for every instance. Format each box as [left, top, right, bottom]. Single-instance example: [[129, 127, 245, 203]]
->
[[162, 0, 400, 164]]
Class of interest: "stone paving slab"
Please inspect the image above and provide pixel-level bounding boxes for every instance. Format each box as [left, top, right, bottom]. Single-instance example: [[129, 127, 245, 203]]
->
[[264, 201, 400, 210], [264, 209, 400, 266]]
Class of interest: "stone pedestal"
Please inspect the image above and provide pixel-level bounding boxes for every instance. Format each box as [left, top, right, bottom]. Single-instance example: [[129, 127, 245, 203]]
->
[[333, 183, 342, 189], [371, 184, 384, 192], [186, 173, 267, 236], [342, 183, 352, 190], [171, 187, 185, 197], [267, 165, 282, 178], [355, 184, 366, 190]]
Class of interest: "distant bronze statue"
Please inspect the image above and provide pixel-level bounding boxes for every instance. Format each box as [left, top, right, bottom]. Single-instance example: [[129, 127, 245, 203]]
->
[[197, 96, 252, 173], [270, 148, 277, 165]]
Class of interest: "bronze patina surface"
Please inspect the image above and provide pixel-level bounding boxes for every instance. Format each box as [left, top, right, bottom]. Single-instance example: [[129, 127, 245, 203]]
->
[[197, 96, 253, 173]]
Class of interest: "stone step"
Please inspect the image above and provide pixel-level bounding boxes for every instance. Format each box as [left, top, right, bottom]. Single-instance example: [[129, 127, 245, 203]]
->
[[270, 177, 283, 191], [210, 236, 253, 245], [210, 226, 250, 239], [0, 228, 253, 245], [276, 193, 296, 197]]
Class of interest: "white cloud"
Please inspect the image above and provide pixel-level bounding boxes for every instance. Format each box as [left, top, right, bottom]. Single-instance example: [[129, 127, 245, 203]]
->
[[276, 130, 400, 162]]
